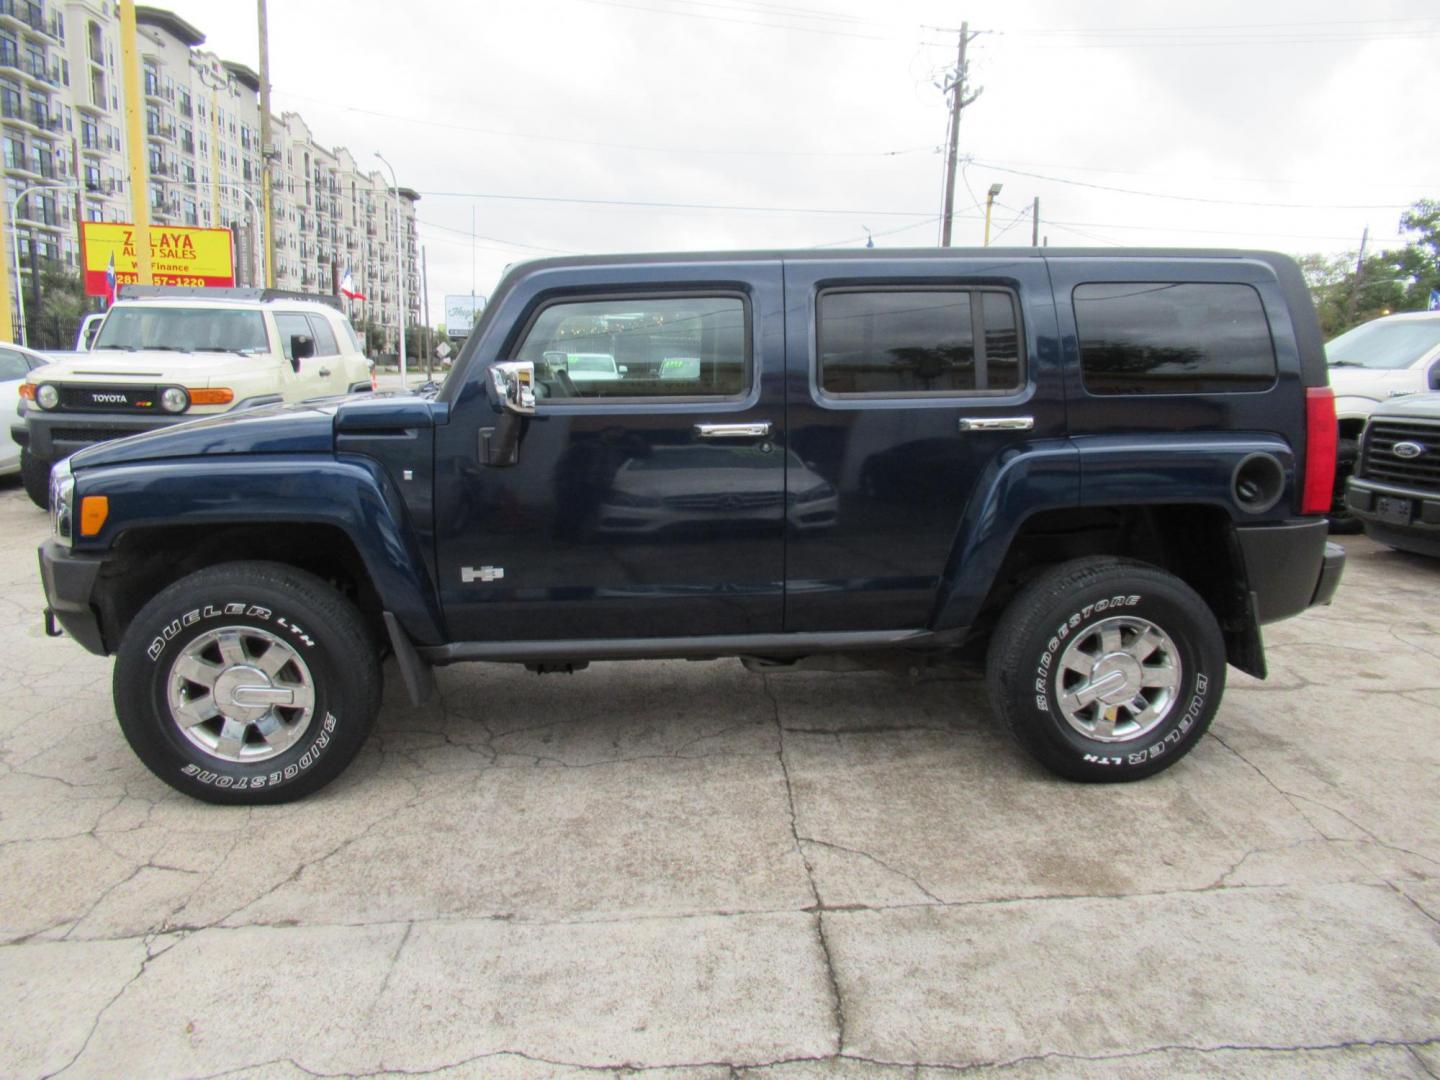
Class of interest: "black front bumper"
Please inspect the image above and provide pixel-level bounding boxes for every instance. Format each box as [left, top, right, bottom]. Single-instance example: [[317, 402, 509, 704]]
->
[[38, 540, 108, 655], [14, 410, 192, 459], [1346, 479, 1440, 557], [1234, 518, 1345, 624]]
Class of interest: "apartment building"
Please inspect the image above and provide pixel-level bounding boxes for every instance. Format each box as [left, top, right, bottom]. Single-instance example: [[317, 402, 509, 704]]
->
[[2, 1, 420, 349]]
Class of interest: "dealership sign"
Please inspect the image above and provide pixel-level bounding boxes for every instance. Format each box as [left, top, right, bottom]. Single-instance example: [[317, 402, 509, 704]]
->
[[444, 294, 486, 338], [80, 221, 235, 297]]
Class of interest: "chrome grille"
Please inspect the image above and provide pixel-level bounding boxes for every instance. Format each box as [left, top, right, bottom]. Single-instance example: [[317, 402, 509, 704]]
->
[[1360, 417, 1440, 493], [664, 491, 784, 511]]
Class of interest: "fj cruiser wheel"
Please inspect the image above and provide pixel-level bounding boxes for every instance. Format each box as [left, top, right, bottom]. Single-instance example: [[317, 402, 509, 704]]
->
[[113, 561, 382, 804], [986, 557, 1225, 782], [21, 449, 51, 509]]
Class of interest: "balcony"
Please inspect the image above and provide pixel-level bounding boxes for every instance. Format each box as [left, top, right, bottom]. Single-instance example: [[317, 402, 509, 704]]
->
[[0, 0, 57, 41]]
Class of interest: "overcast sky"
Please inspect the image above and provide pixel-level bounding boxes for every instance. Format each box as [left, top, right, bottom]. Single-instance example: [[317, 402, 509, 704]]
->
[[164, 0, 1439, 326]]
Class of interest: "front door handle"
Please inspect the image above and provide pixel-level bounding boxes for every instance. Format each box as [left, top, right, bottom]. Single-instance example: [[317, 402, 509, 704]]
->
[[958, 416, 1034, 432], [694, 422, 772, 439], [318, 367, 332, 377]]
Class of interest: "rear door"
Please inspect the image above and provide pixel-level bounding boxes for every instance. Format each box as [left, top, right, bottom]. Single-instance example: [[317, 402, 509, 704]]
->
[[782, 254, 1064, 631], [434, 259, 786, 642], [273, 311, 342, 398]]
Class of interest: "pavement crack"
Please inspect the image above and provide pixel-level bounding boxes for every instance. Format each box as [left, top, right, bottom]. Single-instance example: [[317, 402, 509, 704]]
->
[[40, 930, 187, 1078], [799, 836, 943, 904], [764, 673, 845, 1056]]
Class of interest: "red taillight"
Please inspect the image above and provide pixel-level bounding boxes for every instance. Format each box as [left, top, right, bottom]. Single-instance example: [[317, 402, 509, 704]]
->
[[1302, 386, 1337, 515]]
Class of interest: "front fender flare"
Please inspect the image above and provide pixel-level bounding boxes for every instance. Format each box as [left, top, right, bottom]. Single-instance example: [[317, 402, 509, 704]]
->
[[71, 454, 444, 644]]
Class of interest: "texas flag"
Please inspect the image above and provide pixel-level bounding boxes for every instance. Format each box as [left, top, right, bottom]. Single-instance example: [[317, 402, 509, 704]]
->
[[104, 252, 117, 307], [340, 264, 365, 301]]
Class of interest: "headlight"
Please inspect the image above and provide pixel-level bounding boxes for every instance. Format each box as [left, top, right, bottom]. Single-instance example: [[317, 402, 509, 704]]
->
[[796, 482, 837, 504], [159, 387, 190, 413], [50, 458, 75, 544], [36, 383, 59, 410]]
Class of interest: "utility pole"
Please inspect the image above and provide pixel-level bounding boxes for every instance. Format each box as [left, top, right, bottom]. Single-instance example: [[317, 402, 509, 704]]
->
[[0, 195, 13, 342], [421, 244, 432, 380], [118, 0, 152, 286], [1347, 226, 1369, 323], [1031, 197, 1039, 247], [938, 22, 981, 247], [257, 0, 275, 288]]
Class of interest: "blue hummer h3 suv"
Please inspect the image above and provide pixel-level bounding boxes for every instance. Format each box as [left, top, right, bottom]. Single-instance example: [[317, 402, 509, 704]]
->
[[38, 248, 1345, 803]]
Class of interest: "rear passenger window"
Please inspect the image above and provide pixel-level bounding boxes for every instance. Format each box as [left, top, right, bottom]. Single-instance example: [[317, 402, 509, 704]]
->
[[1074, 282, 1276, 395], [306, 315, 338, 356], [817, 289, 1021, 395], [515, 295, 747, 400]]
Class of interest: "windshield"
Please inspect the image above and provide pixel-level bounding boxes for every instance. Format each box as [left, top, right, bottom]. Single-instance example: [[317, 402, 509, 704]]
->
[[93, 307, 271, 354], [566, 354, 617, 374], [1326, 319, 1440, 370]]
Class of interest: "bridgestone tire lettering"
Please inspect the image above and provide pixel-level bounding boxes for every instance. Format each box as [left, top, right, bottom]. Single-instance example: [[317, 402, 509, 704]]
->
[[985, 557, 1226, 783], [115, 561, 381, 805]]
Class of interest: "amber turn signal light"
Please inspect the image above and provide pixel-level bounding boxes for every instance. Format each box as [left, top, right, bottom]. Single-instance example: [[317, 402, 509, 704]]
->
[[188, 388, 234, 405], [18, 383, 35, 400], [79, 495, 109, 537]]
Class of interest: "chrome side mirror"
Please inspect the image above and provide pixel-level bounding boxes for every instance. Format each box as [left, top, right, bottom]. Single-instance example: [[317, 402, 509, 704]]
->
[[491, 360, 536, 415]]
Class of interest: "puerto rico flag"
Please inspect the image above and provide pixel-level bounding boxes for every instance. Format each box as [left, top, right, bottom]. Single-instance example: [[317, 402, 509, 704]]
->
[[104, 252, 117, 307], [340, 264, 365, 301]]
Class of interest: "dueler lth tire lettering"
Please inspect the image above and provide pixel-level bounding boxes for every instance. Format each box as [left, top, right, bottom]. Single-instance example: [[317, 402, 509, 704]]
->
[[987, 557, 1226, 783], [115, 562, 381, 805]]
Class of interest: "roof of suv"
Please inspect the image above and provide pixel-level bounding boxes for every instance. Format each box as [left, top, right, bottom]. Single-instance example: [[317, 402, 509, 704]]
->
[[109, 297, 344, 316]]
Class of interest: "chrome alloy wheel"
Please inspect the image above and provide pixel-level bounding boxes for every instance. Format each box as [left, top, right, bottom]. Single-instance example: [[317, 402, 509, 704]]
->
[[1055, 616, 1182, 743], [166, 626, 316, 763]]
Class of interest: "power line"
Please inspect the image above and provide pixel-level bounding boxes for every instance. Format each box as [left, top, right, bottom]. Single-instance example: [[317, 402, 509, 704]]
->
[[970, 160, 1414, 210], [572, 0, 944, 43], [420, 219, 577, 254], [276, 89, 931, 160], [973, 157, 1433, 190], [812, 217, 942, 248], [1005, 16, 1440, 34], [412, 189, 938, 218]]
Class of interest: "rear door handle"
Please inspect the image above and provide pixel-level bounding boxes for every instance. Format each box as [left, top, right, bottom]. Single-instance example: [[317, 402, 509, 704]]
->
[[318, 367, 332, 377], [694, 422, 772, 439], [958, 416, 1034, 432]]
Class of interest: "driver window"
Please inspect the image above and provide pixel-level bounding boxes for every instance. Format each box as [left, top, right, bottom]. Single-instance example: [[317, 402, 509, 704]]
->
[[515, 295, 748, 400]]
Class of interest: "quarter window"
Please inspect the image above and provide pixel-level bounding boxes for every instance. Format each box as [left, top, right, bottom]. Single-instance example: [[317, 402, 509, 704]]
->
[[817, 289, 1021, 395], [515, 295, 747, 399], [1074, 282, 1277, 395]]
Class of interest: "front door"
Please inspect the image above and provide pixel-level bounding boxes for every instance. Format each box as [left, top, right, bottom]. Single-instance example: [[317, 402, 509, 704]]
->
[[435, 261, 786, 642]]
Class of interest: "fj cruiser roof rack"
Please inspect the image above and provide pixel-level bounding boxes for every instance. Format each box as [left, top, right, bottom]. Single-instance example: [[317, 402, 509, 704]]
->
[[116, 285, 343, 311]]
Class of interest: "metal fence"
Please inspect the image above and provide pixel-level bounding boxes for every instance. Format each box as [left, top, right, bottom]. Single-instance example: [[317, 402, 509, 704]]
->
[[20, 313, 87, 352]]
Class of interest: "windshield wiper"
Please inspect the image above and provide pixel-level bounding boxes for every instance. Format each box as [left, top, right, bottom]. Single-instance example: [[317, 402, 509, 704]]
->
[[1327, 360, 1364, 367], [94, 344, 138, 351]]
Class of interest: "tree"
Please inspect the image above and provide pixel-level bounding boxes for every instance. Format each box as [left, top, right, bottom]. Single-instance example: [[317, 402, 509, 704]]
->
[[1299, 198, 1440, 338], [29, 261, 93, 349]]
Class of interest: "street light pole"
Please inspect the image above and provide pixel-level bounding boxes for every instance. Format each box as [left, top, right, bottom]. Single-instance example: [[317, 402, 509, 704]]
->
[[983, 183, 1003, 247], [11, 183, 80, 346], [374, 152, 406, 385]]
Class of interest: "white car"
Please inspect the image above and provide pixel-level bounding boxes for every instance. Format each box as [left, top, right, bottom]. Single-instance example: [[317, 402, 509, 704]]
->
[[1326, 311, 1440, 530], [14, 288, 375, 507], [0, 343, 53, 477]]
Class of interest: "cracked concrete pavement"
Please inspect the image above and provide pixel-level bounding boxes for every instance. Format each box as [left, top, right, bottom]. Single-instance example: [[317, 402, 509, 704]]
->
[[0, 479, 1436, 1079]]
